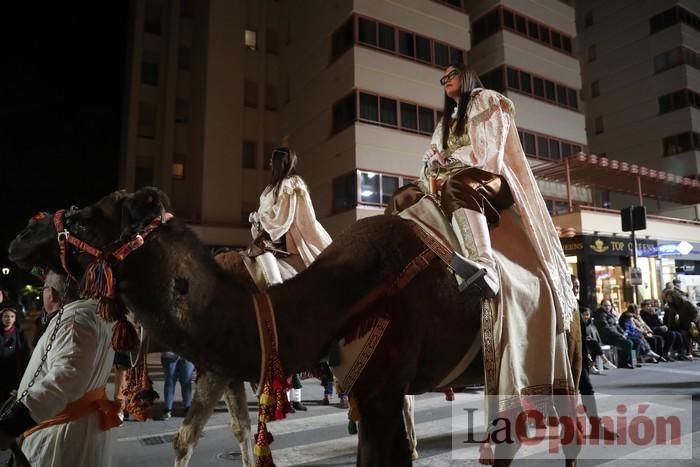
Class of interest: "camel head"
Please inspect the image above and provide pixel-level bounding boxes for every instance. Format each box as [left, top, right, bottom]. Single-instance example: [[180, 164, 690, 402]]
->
[[8, 187, 171, 277]]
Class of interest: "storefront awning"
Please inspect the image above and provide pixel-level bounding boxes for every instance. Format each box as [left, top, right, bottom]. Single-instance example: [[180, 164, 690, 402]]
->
[[532, 153, 700, 205]]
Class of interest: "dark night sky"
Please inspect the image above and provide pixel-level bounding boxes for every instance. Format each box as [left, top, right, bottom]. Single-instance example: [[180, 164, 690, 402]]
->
[[0, 1, 128, 290]]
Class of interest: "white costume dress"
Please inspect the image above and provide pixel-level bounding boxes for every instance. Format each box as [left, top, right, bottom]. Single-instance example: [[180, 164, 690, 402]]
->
[[18, 299, 115, 467], [420, 89, 577, 414], [250, 175, 332, 285]]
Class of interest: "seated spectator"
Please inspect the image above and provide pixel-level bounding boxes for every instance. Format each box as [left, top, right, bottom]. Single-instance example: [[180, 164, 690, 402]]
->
[[593, 299, 637, 368], [627, 304, 666, 361], [581, 307, 616, 371], [640, 299, 684, 361], [618, 311, 661, 363]]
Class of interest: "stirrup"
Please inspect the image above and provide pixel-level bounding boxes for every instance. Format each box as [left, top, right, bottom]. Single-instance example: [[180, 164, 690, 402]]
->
[[450, 253, 497, 298]]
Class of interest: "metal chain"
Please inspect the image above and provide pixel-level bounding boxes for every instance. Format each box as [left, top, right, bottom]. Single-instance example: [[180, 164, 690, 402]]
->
[[15, 276, 71, 404]]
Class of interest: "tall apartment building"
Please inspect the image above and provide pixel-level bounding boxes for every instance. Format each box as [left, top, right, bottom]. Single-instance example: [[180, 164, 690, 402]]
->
[[119, 0, 587, 247], [466, 0, 590, 214], [576, 1, 700, 185]]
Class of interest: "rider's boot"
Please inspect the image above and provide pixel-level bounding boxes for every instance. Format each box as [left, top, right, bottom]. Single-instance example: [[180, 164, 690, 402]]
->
[[449, 208, 499, 298], [255, 251, 283, 286]]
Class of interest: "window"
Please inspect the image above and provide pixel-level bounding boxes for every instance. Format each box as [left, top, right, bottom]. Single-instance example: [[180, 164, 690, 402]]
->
[[242, 141, 256, 168], [551, 31, 562, 49], [178, 47, 191, 70], [591, 80, 600, 98], [533, 77, 544, 98], [141, 50, 159, 86], [659, 89, 700, 114], [545, 80, 556, 101], [449, 47, 464, 64], [416, 35, 431, 62], [537, 137, 549, 159], [175, 99, 188, 123], [663, 132, 700, 156], [584, 10, 593, 28], [144, 4, 162, 35], [520, 71, 531, 94], [359, 93, 379, 122], [378, 23, 395, 51], [358, 17, 377, 46], [650, 6, 700, 34], [263, 142, 275, 170], [523, 132, 536, 156], [398, 31, 414, 57], [556, 84, 568, 106], [380, 98, 398, 126], [265, 84, 277, 111], [382, 176, 399, 205], [594, 116, 604, 134], [332, 15, 467, 69], [266, 29, 279, 54], [528, 20, 539, 39], [588, 44, 596, 62], [480, 67, 504, 92], [507, 67, 520, 89], [539, 26, 550, 44], [654, 47, 700, 73], [244, 81, 258, 108], [400, 103, 418, 131], [562, 37, 572, 53], [172, 163, 185, 180], [332, 92, 356, 132], [503, 10, 514, 29], [549, 139, 561, 160], [418, 107, 435, 135], [138, 102, 157, 139], [434, 42, 449, 67], [245, 29, 257, 50], [360, 172, 380, 204], [515, 14, 527, 34], [135, 166, 154, 189], [567, 89, 578, 109], [333, 172, 358, 211], [331, 18, 353, 59], [180, 0, 193, 19], [562, 143, 572, 157]]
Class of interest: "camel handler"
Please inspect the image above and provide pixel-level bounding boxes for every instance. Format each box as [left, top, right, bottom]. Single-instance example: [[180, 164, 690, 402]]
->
[[0, 271, 121, 467]]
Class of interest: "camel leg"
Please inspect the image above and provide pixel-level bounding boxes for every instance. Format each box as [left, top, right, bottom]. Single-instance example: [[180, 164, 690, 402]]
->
[[357, 388, 412, 467], [173, 370, 227, 467], [223, 379, 255, 467], [402, 395, 418, 460]]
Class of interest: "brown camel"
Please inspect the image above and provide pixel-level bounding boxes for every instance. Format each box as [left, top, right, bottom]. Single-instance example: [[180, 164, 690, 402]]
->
[[9, 187, 581, 467]]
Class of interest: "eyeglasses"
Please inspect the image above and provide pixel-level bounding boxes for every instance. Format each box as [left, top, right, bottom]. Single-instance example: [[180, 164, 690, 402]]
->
[[439, 69, 460, 86]]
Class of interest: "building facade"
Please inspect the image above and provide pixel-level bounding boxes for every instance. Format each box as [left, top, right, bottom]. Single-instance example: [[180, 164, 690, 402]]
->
[[576, 1, 700, 180]]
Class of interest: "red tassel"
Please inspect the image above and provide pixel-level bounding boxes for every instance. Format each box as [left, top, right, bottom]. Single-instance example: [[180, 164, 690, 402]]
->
[[96, 297, 127, 322], [112, 319, 139, 353], [82, 258, 114, 299]]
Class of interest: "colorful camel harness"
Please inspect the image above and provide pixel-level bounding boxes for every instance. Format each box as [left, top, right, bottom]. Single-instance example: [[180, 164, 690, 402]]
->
[[48, 210, 454, 466]]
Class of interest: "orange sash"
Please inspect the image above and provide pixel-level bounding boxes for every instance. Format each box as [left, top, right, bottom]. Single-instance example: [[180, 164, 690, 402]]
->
[[24, 386, 122, 438]]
